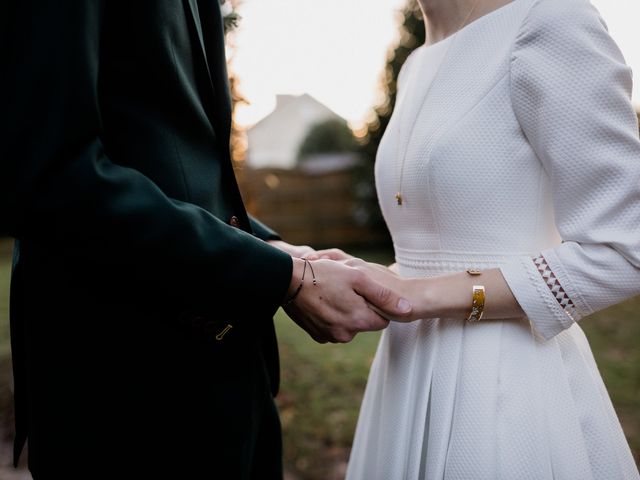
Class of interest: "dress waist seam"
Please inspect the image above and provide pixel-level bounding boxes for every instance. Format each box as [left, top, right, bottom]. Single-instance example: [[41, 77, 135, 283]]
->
[[394, 246, 535, 270]]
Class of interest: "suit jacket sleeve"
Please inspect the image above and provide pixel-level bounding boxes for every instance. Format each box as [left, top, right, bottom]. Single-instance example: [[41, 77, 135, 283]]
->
[[250, 216, 282, 242], [0, 1, 292, 316], [499, 0, 640, 340]]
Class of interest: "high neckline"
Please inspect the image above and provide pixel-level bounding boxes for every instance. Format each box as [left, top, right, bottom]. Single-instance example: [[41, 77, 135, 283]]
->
[[423, 0, 519, 48]]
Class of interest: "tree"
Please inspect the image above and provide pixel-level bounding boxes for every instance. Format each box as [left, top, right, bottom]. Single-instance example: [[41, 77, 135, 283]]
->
[[357, 1, 425, 235], [221, 1, 248, 168], [297, 119, 358, 160], [362, 3, 425, 161]]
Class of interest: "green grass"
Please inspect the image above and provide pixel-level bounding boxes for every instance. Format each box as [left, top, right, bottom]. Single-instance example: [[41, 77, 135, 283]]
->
[[274, 309, 382, 478], [581, 299, 640, 459], [0, 244, 637, 478], [0, 240, 12, 358]]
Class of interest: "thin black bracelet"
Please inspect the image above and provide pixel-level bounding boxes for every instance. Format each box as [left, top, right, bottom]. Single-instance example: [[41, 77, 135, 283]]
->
[[283, 259, 308, 306], [282, 259, 318, 306], [307, 258, 317, 285]]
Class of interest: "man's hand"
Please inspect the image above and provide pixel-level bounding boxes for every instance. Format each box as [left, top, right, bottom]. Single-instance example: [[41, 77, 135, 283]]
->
[[339, 258, 414, 322], [283, 259, 412, 343], [268, 240, 315, 258]]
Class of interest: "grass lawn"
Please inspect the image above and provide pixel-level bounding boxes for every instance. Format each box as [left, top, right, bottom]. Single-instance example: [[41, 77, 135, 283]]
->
[[0, 240, 12, 358], [274, 309, 381, 479], [0, 243, 637, 479], [0, 240, 15, 473]]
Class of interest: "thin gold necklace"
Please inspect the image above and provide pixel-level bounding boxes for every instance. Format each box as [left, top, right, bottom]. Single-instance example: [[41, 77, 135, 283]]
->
[[394, 0, 481, 206]]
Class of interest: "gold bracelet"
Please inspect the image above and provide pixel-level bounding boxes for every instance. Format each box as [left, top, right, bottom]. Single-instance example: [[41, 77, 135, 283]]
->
[[466, 285, 486, 322], [465, 269, 485, 322]]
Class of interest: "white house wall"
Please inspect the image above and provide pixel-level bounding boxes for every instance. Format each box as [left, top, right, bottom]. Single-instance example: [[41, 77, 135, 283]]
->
[[247, 94, 346, 169]]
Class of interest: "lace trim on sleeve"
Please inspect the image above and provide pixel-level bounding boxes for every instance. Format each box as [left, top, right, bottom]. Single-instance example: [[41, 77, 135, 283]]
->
[[533, 254, 577, 321]]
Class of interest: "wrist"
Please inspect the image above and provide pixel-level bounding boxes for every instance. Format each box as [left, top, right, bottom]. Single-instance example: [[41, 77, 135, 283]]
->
[[415, 275, 471, 319], [398, 278, 434, 320]]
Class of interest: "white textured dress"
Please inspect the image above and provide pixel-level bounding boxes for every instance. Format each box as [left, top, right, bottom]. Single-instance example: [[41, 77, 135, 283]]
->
[[346, 0, 640, 478]]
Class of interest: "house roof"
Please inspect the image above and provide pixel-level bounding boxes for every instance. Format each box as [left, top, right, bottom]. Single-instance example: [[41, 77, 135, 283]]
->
[[248, 93, 345, 132]]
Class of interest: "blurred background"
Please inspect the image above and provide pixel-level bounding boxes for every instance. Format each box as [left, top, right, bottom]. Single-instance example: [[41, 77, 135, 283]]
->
[[1, 1, 638, 478]]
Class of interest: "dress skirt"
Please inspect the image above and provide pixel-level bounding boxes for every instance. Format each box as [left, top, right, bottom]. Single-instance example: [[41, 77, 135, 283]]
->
[[345, 254, 639, 480]]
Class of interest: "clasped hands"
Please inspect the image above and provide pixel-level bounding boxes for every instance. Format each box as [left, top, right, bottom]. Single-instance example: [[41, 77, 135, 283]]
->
[[269, 240, 417, 344], [270, 240, 524, 343]]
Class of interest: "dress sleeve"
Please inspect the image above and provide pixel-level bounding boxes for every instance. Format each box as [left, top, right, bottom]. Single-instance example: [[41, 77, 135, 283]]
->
[[499, 0, 640, 340]]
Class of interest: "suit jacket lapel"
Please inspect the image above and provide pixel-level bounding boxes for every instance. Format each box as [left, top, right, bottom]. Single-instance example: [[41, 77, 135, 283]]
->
[[185, 0, 252, 229], [184, 0, 232, 141], [197, 0, 233, 110]]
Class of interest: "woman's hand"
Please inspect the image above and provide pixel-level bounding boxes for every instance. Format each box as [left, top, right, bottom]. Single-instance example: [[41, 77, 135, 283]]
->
[[296, 254, 525, 323], [304, 248, 354, 261], [342, 258, 399, 281], [267, 240, 315, 258], [342, 261, 526, 323]]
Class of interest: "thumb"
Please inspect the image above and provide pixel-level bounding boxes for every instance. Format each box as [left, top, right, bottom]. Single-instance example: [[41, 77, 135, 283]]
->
[[353, 274, 412, 319]]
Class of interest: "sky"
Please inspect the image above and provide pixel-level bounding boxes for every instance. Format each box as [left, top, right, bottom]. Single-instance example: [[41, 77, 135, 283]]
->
[[230, 0, 640, 129]]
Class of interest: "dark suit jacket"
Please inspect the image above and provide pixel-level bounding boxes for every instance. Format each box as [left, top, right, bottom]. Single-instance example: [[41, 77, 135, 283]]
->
[[0, 1, 293, 478]]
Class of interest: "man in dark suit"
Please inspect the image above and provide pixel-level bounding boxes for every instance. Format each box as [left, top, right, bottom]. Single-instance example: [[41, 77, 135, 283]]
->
[[0, 1, 412, 478]]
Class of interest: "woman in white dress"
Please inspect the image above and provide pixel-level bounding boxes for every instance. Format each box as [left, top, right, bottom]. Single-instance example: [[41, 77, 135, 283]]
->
[[310, 0, 640, 477]]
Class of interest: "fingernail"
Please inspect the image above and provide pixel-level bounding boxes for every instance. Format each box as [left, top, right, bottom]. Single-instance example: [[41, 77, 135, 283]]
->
[[397, 298, 411, 313]]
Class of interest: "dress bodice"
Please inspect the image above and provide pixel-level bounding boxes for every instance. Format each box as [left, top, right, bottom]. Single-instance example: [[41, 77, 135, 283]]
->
[[375, 0, 560, 261]]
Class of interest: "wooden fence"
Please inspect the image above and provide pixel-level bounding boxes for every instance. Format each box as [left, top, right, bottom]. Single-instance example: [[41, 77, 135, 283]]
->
[[238, 167, 387, 248]]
